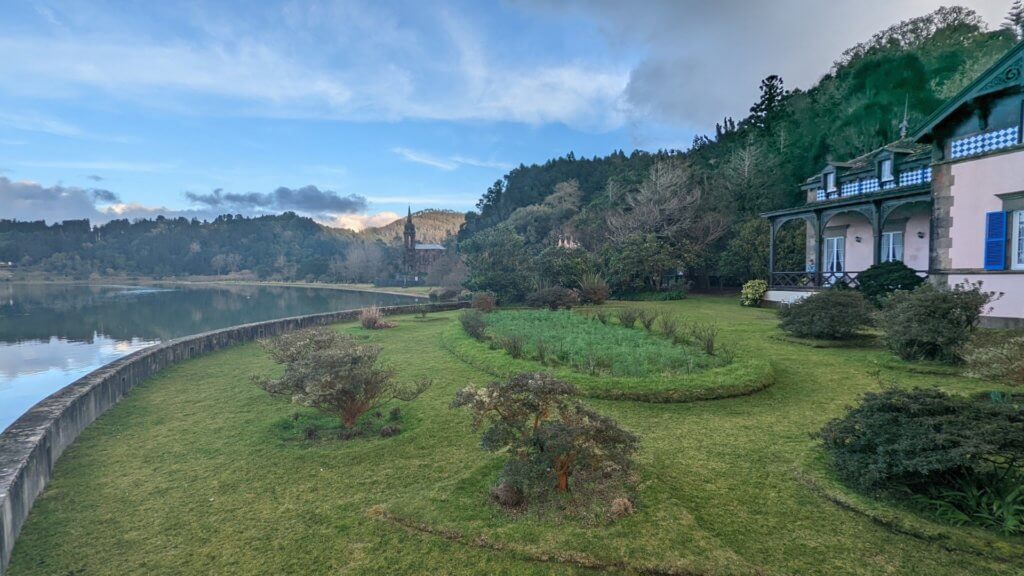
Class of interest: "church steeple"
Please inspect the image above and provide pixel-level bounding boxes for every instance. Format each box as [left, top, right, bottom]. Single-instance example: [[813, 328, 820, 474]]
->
[[403, 206, 416, 252]]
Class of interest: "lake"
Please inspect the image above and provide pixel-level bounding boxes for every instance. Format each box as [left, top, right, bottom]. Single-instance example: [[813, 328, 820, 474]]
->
[[0, 283, 418, 432]]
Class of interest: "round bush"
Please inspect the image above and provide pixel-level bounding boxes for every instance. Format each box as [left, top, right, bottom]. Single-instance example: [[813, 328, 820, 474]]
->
[[525, 286, 579, 310], [740, 279, 768, 307], [778, 290, 872, 340], [856, 261, 923, 307], [879, 282, 991, 363]]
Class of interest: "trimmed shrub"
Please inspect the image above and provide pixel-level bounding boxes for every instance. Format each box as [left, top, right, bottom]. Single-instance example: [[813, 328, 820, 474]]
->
[[525, 286, 579, 310], [857, 261, 924, 307], [879, 282, 992, 363], [740, 279, 769, 307], [778, 290, 871, 340], [472, 291, 497, 313], [500, 335, 526, 359], [578, 273, 610, 305], [459, 309, 488, 341], [817, 388, 1024, 492], [964, 335, 1024, 385]]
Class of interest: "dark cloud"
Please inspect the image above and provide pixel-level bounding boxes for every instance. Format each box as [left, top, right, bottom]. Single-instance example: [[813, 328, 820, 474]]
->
[[91, 189, 120, 203], [86, 174, 104, 182], [186, 185, 366, 215]]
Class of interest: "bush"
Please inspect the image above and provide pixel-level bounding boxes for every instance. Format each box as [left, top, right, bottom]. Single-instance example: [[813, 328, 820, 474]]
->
[[452, 373, 638, 507], [817, 387, 1024, 492], [577, 273, 610, 305], [525, 286, 579, 310], [689, 322, 719, 356], [857, 261, 924, 307], [429, 286, 462, 302], [500, 335, 526, 359], [379, 424, 402, 438], [360, 305, 394, 329], [594, 310, 610, 325], [639, 310, 659, 331], [254, 328, 430, 428], [740, 279, 769, 307], [909, 468, 1024, 535], [879, 282, 992, 363], [616, 307, 642, 328], [471, 291, 497, 313], [658, 315, 681, 341], [459, 309, 488, 341], [964, 335, 1024, 385], [619, 290, 687, 301], [778, 290, 872, 340]]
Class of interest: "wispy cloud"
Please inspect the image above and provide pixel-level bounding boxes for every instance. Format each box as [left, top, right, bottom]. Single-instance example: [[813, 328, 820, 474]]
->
[[393, 148, 512, 172], [392, 148, 458, 171], [0, 112, 83, 138]]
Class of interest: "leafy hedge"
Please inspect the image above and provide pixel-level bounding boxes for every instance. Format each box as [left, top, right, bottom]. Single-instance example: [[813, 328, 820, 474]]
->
[[778, 290, 872, 340]]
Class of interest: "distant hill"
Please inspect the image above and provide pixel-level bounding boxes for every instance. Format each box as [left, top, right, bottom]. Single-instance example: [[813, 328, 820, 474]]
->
[[361, 209, 465, 245]]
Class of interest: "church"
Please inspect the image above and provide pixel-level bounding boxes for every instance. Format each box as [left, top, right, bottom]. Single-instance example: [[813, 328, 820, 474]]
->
[[402, 207, 446, 277]]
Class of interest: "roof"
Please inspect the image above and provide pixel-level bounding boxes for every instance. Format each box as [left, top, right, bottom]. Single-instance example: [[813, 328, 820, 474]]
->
[[913, 40, 1024, 142], [415, 243, 445, 250], [803, 139, 931, 184]]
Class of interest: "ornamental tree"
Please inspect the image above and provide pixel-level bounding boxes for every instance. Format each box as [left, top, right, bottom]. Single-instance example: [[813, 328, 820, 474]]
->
[[255, 327, 430, 428]]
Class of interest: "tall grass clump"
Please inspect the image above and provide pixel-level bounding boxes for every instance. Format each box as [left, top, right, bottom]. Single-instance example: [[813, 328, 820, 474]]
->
[[639, 310, 659, 331], [617, 307, 642, 329]]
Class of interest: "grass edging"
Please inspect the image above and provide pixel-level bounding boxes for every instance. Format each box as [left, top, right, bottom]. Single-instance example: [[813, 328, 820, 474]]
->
[[794, 452, 1024, 562], [440, 323, 774, 403], [367, 506, 721, 576], [769, 334, 879, 349], [875, 357, 963, 377]]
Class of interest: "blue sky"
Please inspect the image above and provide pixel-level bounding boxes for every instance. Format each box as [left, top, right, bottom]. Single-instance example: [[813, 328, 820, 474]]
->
[[0, 0, 1009, 229]]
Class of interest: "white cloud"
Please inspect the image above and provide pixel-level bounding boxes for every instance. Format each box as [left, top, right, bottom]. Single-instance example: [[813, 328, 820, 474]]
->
[[0, 112, 83, 138]]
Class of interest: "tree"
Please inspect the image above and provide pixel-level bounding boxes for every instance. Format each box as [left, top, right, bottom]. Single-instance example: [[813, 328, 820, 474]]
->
[[254, 328, 430, 428], [1005, 0, 1024, 39], [461, 225, 535, 303], [605, 160, 702, 244], [746, 75, 788, 131], [452, 372, 637, 495], [602, 234, 680, 294], [535, 245, 594, 287]]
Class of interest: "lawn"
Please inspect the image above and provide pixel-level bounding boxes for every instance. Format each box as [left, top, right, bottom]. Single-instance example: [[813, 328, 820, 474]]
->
[[7, 297, 1023, 575]]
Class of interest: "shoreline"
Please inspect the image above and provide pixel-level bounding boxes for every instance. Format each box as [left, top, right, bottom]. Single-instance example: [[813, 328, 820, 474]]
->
[[2, 277, 432, 299]]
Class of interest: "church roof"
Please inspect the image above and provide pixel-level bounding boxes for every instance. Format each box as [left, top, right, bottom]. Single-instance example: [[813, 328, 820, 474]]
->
[[415, 243, 445, 250]]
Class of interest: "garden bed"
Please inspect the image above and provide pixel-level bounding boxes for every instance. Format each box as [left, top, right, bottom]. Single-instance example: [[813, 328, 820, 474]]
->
[[794, 451, 1024, 562], [441, 315, 774, 403]]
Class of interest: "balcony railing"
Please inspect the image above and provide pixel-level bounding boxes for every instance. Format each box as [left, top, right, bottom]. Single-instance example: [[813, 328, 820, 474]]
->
[[770, 270, 927, 290]]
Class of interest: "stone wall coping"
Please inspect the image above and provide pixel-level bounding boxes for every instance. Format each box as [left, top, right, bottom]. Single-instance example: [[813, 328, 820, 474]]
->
[[0, 301, 467, 573]]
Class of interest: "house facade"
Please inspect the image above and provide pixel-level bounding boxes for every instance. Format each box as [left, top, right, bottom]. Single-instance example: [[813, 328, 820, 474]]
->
[[762, 40, 1024, 326]]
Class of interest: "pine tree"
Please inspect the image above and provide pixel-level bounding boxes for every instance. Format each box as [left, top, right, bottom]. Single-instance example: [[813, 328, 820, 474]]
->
[[746, 75, 788, 131], [1005, 0, 1024, 39]]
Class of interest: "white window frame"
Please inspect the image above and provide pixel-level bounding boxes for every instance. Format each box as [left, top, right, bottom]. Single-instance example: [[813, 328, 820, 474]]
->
[[825, 172, 837, 192], [1013, 210, 1024, 271], [880, 158, 894, 183], [824, 236, 845, 272], [881, 231, 904, 263]]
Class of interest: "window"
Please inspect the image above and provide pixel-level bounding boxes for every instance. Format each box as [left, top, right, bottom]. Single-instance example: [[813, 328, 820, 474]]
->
[[825, 172, 837, 192], [880, 158, 894, 183], [880, 231, 904, 262], [1013, 210, 1024, 271], [824, 236, 845, 272]]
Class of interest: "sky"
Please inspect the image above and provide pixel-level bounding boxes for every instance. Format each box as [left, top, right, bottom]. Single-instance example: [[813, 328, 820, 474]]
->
[[0, 0, 1012, 230]]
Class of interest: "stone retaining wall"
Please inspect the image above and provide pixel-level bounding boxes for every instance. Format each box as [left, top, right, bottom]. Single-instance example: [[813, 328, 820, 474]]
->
[[0, 301, 468, 573]]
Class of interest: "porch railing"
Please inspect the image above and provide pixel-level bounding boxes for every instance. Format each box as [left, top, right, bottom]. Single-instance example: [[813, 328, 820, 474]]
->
[[770, 270, 927, 290]]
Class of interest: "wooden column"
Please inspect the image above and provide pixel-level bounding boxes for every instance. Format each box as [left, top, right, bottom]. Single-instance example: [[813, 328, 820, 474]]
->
[[768, 218, 776, 287]]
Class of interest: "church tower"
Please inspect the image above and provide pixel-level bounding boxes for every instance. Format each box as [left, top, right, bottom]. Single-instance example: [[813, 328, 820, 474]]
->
[[403, 206, 416, 273]]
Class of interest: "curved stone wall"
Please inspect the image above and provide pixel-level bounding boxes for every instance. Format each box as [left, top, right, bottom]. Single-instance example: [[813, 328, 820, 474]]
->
[[0, 301, 467, 573]]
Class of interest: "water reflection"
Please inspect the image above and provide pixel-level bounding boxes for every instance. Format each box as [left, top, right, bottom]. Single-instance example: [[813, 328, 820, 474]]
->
[[0, 283, 415, 431]]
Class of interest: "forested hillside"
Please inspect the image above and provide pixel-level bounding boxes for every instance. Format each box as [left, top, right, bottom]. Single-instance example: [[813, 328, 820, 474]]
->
[[459, 7, 1020, 291], [0, 213, 399, 282], [361, 209, 465, 245]]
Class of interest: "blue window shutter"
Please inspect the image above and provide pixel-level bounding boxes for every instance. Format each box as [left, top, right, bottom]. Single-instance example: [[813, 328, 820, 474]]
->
[[984, 211, 1007, 271]]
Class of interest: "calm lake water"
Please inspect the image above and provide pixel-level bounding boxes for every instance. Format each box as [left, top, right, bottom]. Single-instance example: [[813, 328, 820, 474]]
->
[[0, 283, 417, 432]]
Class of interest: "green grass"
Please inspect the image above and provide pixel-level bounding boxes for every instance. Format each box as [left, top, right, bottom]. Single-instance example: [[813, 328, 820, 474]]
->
[[482, 309, 714, 377], [8, 297, 1023, 575]]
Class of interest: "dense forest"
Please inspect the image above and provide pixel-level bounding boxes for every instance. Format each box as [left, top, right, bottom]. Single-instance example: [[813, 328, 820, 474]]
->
[[458, 7, 1022, 293], [0, 210, 459, 282]]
